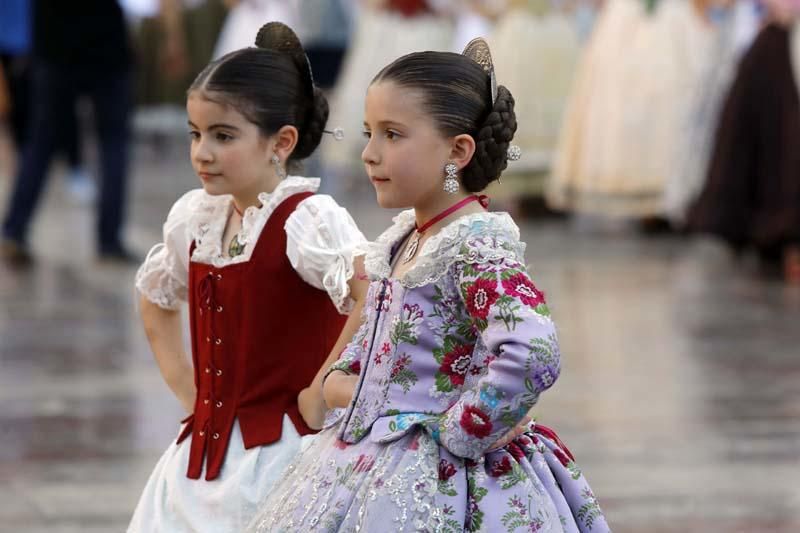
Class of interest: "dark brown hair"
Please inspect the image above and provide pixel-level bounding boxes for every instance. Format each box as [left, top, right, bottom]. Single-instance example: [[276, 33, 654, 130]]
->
[[189, 23, 328, 165], [372, 51, 517, 192]]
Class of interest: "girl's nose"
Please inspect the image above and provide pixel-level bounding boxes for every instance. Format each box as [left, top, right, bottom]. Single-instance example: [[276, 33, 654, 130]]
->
[[193, 138, 214, 164], [361, 137, 379, 166]]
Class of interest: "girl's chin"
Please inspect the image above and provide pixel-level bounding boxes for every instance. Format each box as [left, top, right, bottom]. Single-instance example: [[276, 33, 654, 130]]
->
[[200, 182, 230, 196], [374, 190, 409, 210]]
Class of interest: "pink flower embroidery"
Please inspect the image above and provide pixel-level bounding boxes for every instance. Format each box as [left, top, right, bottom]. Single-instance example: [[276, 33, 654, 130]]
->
[[439, 344, 473, 387], [464, 278, 499, 320], [460, 405, 493, 438], [438, 459, 457, 481], [374, 342, 391, 365], [489, 456, 513, 477], [390, 354, 411, 378], [501, 273, 545, 308]]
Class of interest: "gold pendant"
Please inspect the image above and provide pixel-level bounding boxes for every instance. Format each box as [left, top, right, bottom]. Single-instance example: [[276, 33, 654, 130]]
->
[[402, 233, 420, 264], [228, 234, 246, 257]]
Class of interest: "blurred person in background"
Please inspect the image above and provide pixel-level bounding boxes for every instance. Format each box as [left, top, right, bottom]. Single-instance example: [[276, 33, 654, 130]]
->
[[688, 0, 800, 284], [0, 0, 135, 265], [0, 0, 96, 205], [212, 0, 300, 59], [321, 0, 456, 190], [300, 0, 355, 91]]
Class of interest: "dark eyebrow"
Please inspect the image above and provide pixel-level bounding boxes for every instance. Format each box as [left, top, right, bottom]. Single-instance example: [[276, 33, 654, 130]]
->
[[363, 120, 406, 129], [187, 121, 241, 132]]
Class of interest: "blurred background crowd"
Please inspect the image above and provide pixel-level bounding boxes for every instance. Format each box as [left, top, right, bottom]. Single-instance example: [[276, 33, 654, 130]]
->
[[1, 0, 799, 281]]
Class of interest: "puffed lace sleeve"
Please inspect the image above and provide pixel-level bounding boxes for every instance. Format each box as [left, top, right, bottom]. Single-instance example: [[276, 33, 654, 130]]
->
[[134, 190, 199, 310], [285, 194, 367, 314]]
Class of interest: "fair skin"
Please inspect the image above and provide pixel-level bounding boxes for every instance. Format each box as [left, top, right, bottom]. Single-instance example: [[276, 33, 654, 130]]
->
[[323, 80, 530, 446], [140, 92, 368, 418]]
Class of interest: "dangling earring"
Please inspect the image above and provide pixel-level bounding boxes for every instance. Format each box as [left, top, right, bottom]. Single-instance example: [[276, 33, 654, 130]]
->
[[271, 154, 286, 180], [443, 163, 459, 194]]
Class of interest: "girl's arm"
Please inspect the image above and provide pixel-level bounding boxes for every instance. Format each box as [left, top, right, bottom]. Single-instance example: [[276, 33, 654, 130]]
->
[[428, 257, 561, 460], [139, 294, 196, 414], [298, 257, 369, 429], [298, 297, 365, 429]]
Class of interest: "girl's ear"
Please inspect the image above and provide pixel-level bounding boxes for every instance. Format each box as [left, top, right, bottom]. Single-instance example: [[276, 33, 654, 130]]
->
[[271, 125, 299, 161], [449, 133, 476, 171]]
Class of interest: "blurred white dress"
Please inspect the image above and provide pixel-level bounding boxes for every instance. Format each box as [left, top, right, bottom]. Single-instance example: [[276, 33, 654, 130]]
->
[[322, 2, 454, 177], [548, 0, 715, 217]]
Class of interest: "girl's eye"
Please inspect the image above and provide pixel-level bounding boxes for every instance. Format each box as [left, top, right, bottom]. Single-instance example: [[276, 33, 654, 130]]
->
[[362, 130, 372, 139], [385, 130, 400, 140], [216, 132, 233, 142], [189, 131, 200, 140]]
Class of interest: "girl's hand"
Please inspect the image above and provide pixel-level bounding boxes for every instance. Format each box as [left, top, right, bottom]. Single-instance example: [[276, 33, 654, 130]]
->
[[489, 415, 532, 451], [298, 386, 326, 430], [322, 371, 359, 409]]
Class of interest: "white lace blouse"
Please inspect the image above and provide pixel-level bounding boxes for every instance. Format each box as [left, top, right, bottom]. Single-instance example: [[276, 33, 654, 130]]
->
[[135, 176, 366, 314]]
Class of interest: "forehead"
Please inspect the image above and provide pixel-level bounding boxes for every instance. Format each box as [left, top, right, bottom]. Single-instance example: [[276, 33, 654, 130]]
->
[[364, 81, 432, 127], [187, 91, 250, 125]]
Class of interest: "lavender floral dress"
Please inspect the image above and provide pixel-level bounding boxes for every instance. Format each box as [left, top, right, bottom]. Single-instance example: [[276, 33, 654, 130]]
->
[[248, 211, 610, 532]]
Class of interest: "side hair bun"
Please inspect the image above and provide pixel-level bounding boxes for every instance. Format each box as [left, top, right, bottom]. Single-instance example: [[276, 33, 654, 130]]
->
[[461, 85, 517, 192]]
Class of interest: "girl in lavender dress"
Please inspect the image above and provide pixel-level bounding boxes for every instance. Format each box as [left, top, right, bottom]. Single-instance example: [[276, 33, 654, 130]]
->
[[248, 39, 610, 532]]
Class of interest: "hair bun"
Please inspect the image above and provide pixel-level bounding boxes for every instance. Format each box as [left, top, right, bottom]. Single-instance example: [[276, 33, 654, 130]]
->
[[461, 85, 517, 192], [293, 87, 329, 160], [255, 21, 315, 95], [255, 22, 304, 54]]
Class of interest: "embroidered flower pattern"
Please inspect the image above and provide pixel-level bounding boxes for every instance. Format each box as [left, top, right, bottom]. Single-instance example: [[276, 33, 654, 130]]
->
[[463, 277, 500, 322], [460, 405, 493, 439], [439, 344, 472, 387], [390, 303, 424, 345], [261, 218, 609, 533], [489, 456, 513, 478], [501, 272, 545, 310], [374, 342, 392, 366], [433, 337, 475, 394], [389, 353, 417, 393], [438, 459, 457, 481]]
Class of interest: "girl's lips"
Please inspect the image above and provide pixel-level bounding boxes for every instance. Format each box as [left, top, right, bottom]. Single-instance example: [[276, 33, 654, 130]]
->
[[198, 172, 221, 181], [370, 176, 390, 183]]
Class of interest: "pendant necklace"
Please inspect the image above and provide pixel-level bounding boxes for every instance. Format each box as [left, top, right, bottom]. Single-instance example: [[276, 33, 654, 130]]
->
[[402, 195, 489, 264], [228, 203, 246, 258]]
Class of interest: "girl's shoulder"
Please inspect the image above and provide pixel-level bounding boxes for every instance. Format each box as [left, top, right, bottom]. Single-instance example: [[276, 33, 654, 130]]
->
[[366, 210, 527, 287], [165, 188, 227, 225], [161, 188, 229, 245]]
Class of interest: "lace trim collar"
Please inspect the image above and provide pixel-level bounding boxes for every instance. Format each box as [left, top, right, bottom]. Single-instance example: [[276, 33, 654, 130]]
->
[[364, 209, 526, 288], [188, 176, 320, 267]]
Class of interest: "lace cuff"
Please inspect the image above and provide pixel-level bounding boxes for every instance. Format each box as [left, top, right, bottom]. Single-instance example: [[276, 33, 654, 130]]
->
[[285, 195, 367, 314]]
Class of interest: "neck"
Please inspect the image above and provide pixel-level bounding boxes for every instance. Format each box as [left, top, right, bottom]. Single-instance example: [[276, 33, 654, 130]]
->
[[232, 173, 282, 214], [413, 192, 484, 234]]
